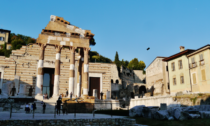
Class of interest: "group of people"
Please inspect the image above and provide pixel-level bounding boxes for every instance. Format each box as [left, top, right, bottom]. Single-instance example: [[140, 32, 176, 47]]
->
[[25, 103, 36, 113]]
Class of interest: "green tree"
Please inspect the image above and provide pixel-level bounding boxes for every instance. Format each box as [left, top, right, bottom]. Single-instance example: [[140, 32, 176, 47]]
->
[[114, 51, 121, 67], [139, 60, 146, 70], [127, 58, 140, 70]]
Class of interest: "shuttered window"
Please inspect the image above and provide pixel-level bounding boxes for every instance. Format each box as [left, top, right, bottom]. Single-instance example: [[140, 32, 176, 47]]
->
[[192, 73, 197, 84], [171, 62, 175, 71], [201, 69, 206, 81], [180, 76, 184, 84], [200, 54, 203, 60], [173, 78, 176, 85], [191, 57, 195, 63], [178, 60, 183, 69]]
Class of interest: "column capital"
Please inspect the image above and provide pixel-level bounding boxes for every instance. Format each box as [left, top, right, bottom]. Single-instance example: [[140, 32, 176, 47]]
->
[[83, 47, 90, 54], [55, 45, 62, 53], [39, 44, 46, 50], [70, 46, 76, 53]]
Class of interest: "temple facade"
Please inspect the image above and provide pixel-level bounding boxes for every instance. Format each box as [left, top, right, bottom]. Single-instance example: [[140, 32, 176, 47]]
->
[[0, 15, 96, 100]]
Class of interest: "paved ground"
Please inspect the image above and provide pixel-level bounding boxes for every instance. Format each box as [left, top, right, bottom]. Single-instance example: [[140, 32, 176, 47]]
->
[[0, 112, 127, 120]]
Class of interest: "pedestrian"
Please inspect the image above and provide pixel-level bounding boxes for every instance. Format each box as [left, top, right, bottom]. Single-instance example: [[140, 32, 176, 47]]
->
[[43, 103, 46, 114], [25, 103, 29, 113], [70, 92, 72, 100], [33, 102, 36, 112], [56, 98, 62, 115], [59, 94, 62, 100], [31, 103, 33, 113], [43, 94, 45, 99], [65, 89, 68, 97]]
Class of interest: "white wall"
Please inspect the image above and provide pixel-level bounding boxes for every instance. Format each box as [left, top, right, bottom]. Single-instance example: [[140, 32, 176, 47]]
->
[[130, 96, 179, 108]]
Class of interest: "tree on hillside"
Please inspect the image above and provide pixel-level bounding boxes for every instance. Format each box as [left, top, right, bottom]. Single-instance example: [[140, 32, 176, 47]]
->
[[114, 51, 121, 67], [89, 51, 112, 63], [127, 58, 146, 71], [121, 59, 129, 68]]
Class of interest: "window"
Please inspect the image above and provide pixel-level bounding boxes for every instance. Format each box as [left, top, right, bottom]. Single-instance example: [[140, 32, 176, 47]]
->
[[0, 37, 4, 41], [201, 69, 206, 81], [180, 76, 184, 84], [116, 80, 119, 84], [191, 57, 195, 63], [200, 54, 203, 60], [111, 79, 113, 83], [178, 60, 183, 69], [173, 78, 176, 85], [171, 62, 175, 71], [192, 73, 197, 84], [166, 66, 168, 71]]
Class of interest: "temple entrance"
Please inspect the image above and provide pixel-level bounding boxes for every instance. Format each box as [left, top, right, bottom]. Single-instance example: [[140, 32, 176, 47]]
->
[[89, 77, 100, 99], [43, 68, 55, 98]]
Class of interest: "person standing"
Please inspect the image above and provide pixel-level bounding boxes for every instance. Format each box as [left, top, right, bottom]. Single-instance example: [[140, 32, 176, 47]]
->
[[31, 103, 33, 113], [25, 103, 29, 113], [43, 103, 46, 114], [65, 89, 68, 97], [33, 102, 36, 112], [70, 92, 72, 100], [56, 98, 62, 115]]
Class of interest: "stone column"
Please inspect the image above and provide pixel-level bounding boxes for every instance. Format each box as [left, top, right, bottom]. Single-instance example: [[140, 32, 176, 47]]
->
[[69, 46, 76, 95], [35, 44, 46, 96], [53, 45, 62, 98], [82, 47, 90, 97], [77, 54, 82, 97]]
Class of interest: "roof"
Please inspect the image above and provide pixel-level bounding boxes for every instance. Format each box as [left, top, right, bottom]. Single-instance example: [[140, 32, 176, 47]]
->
[[162, 49, 195, 61], [187, 44, 210, 57], [146, 56, 166, 69], [0, 29, 11, 33]]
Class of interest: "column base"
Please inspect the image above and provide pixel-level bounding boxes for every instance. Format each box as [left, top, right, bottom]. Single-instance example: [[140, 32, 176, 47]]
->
[[35, 94, 44, 101]]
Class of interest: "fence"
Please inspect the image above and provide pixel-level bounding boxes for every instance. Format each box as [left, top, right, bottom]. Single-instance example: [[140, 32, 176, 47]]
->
[[0, 102, 129, 119]]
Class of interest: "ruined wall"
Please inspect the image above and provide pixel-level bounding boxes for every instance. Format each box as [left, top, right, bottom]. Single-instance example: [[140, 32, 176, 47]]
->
[[0, 44, 81, 96]]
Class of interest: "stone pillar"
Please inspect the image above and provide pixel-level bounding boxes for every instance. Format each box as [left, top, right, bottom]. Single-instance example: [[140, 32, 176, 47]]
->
[[77, 54, 82, 97], [69, 47, 76, 96], [82, 47, 90, 97], [53, 45, 62, 98], [35, 44, 46, 96]]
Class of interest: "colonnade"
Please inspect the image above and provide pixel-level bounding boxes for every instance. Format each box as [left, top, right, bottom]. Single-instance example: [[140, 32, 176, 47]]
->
[[35, 44, 90, 99]]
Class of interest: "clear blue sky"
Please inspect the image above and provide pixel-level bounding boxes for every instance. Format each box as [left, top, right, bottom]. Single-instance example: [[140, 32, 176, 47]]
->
[[1, 0, 210, 68]]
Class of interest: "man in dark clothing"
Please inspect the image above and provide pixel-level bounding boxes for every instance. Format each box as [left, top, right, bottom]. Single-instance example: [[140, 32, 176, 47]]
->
[[43, 103, 46, 114], [65, 89, 68, 97], [33, 103, 36, 112], [56, 98, 62, 115]]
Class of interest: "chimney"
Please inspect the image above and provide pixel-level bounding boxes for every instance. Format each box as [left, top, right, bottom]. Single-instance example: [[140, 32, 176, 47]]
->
[[180, 46, 185, 52]]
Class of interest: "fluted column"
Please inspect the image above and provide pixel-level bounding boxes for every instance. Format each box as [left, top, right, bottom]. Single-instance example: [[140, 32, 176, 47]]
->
[[82, 47, 90, 97], [69, 46, 76, 95], [35, 44, 46, 96], [53, 45, 62, 98], [77, 57, 81, 97]]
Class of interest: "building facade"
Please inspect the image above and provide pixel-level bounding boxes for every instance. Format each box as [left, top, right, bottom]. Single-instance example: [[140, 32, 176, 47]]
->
[[187, 45, 210, 92], [0, 29, 11, 50], [163, 47, 195, 94], [146, 57, 169, 96]]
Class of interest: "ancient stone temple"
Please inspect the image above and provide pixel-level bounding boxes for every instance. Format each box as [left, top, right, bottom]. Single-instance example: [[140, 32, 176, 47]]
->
[[0, 15, 95, 101]]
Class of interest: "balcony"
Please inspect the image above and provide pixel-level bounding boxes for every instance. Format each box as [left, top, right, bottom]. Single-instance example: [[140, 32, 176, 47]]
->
[[189, 62, 197, 69], [199, 60, 205, 66]]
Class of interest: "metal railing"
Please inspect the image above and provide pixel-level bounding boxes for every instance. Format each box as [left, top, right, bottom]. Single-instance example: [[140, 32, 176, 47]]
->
[[0, 102, 128, 119]]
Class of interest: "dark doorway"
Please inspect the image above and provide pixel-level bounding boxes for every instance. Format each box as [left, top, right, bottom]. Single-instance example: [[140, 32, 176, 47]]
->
[[139, 86, 147, 95], [43, 68, 55, 98], [131, 92, 134, 98], [89, 77, 100, 99]]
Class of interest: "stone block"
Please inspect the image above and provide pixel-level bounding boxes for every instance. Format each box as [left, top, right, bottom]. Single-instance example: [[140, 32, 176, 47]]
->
[[160, 103, 167, 110], [129, 105, 145, 117], [154, 110, 169, 120], [199, 111, 210, 119]]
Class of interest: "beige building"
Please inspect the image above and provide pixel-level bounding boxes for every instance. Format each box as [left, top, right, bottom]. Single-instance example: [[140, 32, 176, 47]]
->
[[146, 57, 169, 96], [187, 44, 210, 93], [0, 29, 11, 50], [163, 47, 195, 94]]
